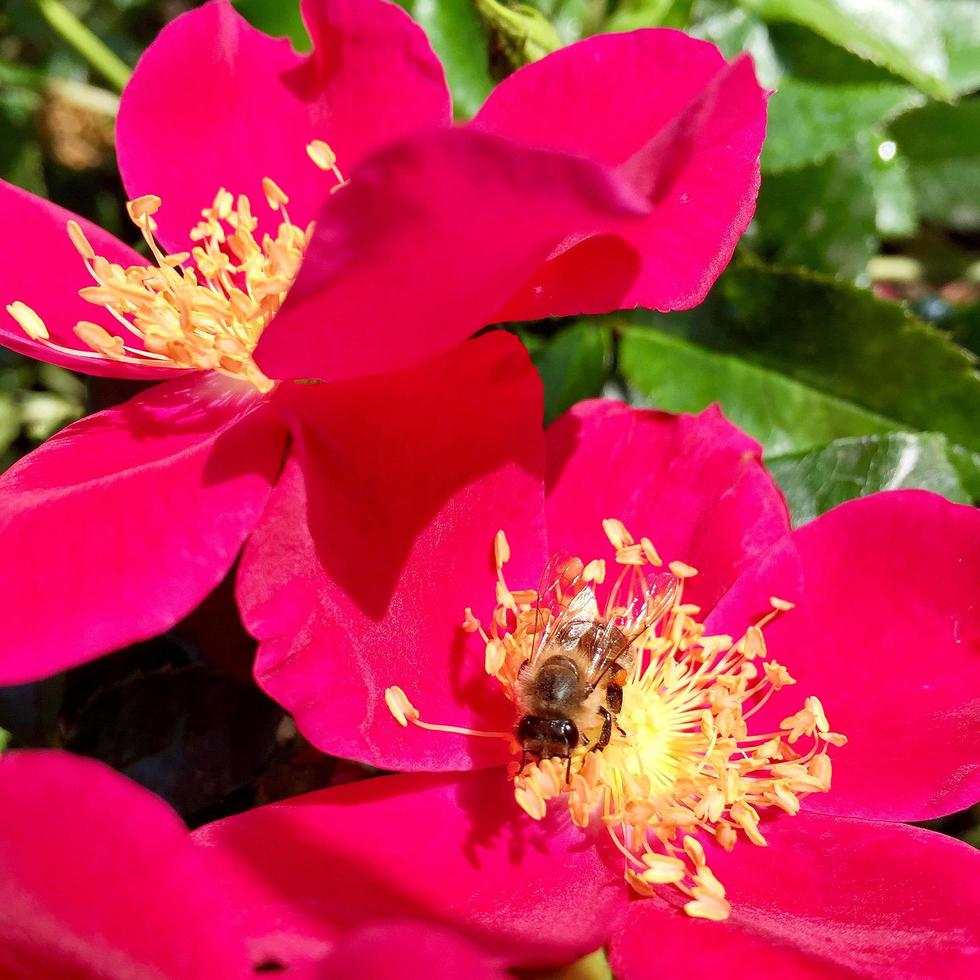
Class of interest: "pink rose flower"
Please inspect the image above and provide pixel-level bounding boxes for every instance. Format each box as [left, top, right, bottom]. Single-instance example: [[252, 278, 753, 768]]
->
[[0, 750, 511, 978], [203, 367, 980, 976], [0, 0, 765, 681]]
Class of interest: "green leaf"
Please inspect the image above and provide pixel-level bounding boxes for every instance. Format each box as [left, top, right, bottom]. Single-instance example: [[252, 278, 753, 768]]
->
[[619, 326, 896, 456], [890, 102, 980, 231], [531, 322, 612, 424], [20, 391, 82, 442], [692, 7, 782, 87], [948, 444, 980, 502], [762, 79, 923, 173], [627, 260, 980, 453], [404, 0, 494, 118], [753, 145, 879, 277], [924, 0, 980, 95], [233, 0, 310, 50], [738, 0, 953, 99], [908, 159, 980, 231], [767, 432, 970, 526], [475, 0, 562, 65], [0, 392, 18, 457], [527, 0, 604, 41], [0, 727, 9, 753], [869, 136, 918, 238], [764, 19, 900, 85], [944, 302, 980, 358], [889, 102, 980, 160], [606, 0, 695, 31]]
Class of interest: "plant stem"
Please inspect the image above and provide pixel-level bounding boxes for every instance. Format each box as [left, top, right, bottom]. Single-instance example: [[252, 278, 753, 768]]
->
[[34, 0, 131, 92]]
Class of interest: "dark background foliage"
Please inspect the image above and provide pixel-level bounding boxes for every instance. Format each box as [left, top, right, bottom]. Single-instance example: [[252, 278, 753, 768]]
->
[[0, 0, 976, 861]]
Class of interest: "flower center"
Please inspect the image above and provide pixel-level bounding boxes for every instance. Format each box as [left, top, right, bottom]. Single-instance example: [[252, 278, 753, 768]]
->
[[6, 140, 343, 394], [386, 520, 846, 921]]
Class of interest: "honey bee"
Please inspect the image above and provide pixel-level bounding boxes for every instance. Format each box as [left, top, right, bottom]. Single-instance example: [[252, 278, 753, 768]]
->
[[516, 555, 679, 781]]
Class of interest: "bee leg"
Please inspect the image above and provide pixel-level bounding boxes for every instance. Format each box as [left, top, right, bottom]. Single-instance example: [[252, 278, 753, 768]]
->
[[565, 752, 572, 786], [518, 750, 530, 774], [606, 683, 628, 735], [606, 683, 623, 714], [591, 706, 613, 753]]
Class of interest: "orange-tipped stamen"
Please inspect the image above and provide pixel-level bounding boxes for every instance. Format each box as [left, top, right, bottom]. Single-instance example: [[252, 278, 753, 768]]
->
[[8, 141, 347, 393], [388, 522, 846, 920], [383, 686, 513, 742]]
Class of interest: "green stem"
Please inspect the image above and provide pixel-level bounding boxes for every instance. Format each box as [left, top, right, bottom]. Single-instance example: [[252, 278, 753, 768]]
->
[[34, 0, 131, 92]]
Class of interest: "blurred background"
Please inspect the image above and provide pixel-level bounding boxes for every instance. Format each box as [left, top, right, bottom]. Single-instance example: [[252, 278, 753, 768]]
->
[[0, 0, 977, 846]]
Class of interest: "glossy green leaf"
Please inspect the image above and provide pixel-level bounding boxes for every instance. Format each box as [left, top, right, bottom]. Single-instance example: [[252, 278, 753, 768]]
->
[[532, 322, 613, 424], [619, 326, 896, 456], [753, 145, 879, 277], [948, 444, 980, 502], [234, 0, 310, 50], [403, 0, 493, 118], [767, 431, 970, 526], [738, 0, 953, 99], [762, 79, 922, 173], [627, 260, 980, 452], [0, 727, 9, 753]]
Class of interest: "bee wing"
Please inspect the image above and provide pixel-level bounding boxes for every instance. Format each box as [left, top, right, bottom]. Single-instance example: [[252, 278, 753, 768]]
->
[[585, 571, 680, 689], [614, 570, 680, 636], [526, 553, 597, 667]]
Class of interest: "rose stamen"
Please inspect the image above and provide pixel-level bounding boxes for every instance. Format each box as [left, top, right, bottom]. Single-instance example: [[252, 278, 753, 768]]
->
[[384, 686, 514, 743], [7, 140, 345, 394], [387, 521, 846, 921]]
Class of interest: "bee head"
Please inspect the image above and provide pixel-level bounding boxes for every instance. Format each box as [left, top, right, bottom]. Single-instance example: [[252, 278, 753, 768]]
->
[[517, 715, 579, 758]]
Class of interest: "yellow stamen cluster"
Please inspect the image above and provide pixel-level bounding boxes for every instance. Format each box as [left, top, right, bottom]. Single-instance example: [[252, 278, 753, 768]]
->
[[388, 520, 846, 922], [490, 522, 844, 919], [7, 142, 345, 393]]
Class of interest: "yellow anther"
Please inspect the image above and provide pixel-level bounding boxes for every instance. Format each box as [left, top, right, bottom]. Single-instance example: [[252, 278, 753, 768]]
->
[[126, 195, 162, 221], [602, 517, 633, 550], [66, 220, 95, 260], [384, 686, 420, 728], [74, 321, 125, 359], [262, 177, 289, 211], [684, 891, 731, 922], [6, 301, 49, 341], [640, 537, 663, 566], [764, 661, 795, 689], [668, 560, 698, 578], [639, 853, 687, 884], [306, 139, 337, 171], [494, 529, 511, 568]]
